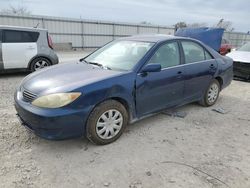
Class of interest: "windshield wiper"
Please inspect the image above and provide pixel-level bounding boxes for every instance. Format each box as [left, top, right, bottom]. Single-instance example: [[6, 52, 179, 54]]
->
[[88, 62, 104, 68], [79, 59, 112, 70], [79, 58, 88, 63]]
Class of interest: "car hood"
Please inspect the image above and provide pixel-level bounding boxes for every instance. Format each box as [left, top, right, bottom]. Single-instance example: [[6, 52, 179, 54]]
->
[[226, 51, 250, 63], [21, 61, 123, 95]]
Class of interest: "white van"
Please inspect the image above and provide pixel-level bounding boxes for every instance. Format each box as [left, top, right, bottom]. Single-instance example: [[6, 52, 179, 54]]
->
[[0, 25, 58, 72]]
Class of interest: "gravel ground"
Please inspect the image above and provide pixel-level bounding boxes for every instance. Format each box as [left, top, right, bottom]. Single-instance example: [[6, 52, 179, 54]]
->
[[0, 52, 250, 188]]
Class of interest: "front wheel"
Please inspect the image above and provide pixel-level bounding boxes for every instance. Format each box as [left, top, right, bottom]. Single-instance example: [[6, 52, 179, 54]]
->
[[200, 79, 220, 107], [86, 100, 128, 145]]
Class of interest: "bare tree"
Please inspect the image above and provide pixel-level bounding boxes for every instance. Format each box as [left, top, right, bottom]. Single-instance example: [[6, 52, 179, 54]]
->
[[0, 5, 31, 16], [215, 19, 234, 32], [174, 22, 187, 31]]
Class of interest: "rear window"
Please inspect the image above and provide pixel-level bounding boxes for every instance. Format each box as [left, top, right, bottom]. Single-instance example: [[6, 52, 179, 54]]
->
[[205, 50, 213, 60], [3, 30, 39, 43], [182, 41, 213, 63], [182, 41, 206, 63]]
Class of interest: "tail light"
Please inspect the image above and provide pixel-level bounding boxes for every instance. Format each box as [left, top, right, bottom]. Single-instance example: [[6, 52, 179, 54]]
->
[[47, 33, 53, 49]]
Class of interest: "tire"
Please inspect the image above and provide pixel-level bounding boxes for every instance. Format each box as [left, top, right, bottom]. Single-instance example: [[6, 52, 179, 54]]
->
[[30, 57, 51, 72], [86, 100, 128, 145], [199, 79, 220, 107]]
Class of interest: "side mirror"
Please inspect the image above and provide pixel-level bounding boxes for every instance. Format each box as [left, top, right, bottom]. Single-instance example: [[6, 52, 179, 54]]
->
[[141, 64, 161, 73]]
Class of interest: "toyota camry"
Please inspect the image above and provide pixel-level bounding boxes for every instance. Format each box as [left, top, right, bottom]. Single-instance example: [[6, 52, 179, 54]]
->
[[15, 35, 233, 145]]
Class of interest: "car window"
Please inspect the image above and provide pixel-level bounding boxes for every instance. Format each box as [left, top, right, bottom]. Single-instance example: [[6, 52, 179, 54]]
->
[[3, 30, 39, 43], [182, 41, 206, 64], [238, 42, 250, 52], [147, 42, 180, 69], [205, 50, 213, 60]]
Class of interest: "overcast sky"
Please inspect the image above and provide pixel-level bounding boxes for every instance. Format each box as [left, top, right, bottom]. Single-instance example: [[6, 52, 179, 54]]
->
[[1, 0, 249, 32]]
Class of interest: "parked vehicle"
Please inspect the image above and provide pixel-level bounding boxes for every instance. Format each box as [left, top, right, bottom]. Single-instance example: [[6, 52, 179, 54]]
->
[[227, 42, 250, 80], [15, 35, 233, 145], [0, 25, 58, 73], [220, 38, 233, 55]]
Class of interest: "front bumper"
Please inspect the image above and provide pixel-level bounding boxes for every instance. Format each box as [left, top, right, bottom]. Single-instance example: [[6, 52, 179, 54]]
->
[[14, 91, 90, 140], [233, 62, 250, 80]]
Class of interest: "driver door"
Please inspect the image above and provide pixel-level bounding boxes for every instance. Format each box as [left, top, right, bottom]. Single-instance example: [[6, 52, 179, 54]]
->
[[135, 41, 185, 117]]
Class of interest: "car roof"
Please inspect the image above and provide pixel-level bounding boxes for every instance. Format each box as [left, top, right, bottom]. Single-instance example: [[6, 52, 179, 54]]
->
[[0, 25, 47, 32], [120, 34, 184, 43]]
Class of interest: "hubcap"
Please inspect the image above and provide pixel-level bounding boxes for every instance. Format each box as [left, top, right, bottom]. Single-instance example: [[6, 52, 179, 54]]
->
[[34, 60, 49, 70], [96, 109, 123, 140], [207, 83, 219, 104]]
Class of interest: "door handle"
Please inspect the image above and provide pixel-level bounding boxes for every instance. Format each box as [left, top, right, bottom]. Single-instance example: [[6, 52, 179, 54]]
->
[[177, 71, 183, 78]]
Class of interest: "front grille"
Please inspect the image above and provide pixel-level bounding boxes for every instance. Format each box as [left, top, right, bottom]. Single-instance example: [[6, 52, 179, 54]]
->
[[22, 89, 37, 102], [233, 62, 250, 74]]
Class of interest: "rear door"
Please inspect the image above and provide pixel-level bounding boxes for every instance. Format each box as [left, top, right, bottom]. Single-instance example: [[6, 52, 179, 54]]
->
[[180, 40, 217, 101], [2, 29, 38, 69], [136, 41, 185, 116]]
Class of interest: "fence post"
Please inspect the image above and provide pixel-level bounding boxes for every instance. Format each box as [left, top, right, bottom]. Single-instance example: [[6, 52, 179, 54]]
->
[[112, 23, 115, 40], [81, 20, 84, 49], [41, 18, 45, 29], [137, 25, 139, 34]]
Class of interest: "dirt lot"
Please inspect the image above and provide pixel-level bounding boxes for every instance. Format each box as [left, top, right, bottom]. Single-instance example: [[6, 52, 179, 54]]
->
[[0, 52, 250, 188]]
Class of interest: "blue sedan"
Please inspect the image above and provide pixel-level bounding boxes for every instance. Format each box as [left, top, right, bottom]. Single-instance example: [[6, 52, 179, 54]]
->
[[15, 35, 233, 145]]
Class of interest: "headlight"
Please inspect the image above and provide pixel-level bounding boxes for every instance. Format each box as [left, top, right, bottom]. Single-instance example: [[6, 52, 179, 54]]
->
[[32, 92, 81, 108]]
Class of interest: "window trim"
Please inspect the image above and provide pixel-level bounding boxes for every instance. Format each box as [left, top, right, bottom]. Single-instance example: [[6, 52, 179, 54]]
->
[[145, 40, 182, 70], [161, 58, 214, 71]]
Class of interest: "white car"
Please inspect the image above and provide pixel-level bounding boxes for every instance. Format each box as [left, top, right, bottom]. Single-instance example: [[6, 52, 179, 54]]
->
[[227, 42, 250, 80], [0, 25, 58, 72]]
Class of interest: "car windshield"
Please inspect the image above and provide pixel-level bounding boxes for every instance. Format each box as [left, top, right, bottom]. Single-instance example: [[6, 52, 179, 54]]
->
[[238, 42, 250, 52], [84, 40, 154, 71]]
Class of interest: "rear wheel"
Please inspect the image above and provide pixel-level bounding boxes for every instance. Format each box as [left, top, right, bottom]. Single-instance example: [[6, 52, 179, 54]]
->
[[86, 100, 128, 145], [200, 79, 220, 107], [30, 57, 51, 72]]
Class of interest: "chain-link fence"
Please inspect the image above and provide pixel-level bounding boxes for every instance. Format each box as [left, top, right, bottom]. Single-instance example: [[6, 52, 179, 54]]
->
[[224, 32, 250, 47]]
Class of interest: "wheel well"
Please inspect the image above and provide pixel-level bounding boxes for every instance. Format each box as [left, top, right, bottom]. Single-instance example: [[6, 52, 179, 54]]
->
[[111, 97, 130, 113], [109, 97, 131, 121], [215, 77, 223, 89], [28, 56, 52, 70]]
